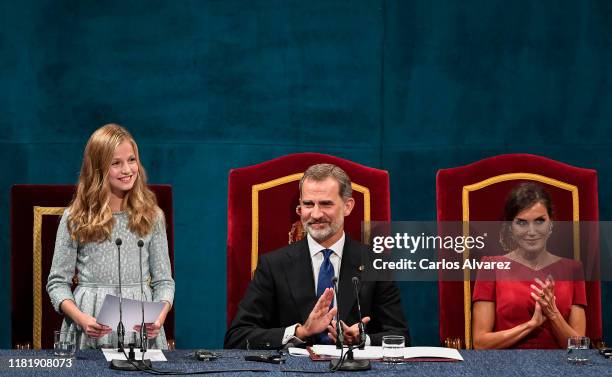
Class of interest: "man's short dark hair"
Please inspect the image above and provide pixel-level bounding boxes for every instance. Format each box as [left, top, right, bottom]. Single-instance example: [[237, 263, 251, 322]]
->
[[299, 163, 352, 200]]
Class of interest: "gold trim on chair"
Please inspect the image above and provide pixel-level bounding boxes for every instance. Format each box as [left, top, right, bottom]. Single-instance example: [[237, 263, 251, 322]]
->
[[251, 174, 371, 277], [352, 182, 372, 245], [460, 173, 579, 349], [33, 206, 65, 350]]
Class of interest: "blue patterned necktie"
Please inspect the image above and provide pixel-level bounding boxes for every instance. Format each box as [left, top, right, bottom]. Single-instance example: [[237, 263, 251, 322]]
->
[[317, 249, 335, 298], [316, 249, 335, 344]]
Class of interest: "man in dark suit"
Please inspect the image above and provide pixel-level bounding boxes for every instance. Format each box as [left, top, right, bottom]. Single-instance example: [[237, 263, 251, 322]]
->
[[224, 164, 409, 349]]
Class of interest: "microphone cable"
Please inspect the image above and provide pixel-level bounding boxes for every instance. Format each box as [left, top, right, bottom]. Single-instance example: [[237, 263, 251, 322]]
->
[[115, 346, 270, 375], [108, 239, 268, 375]]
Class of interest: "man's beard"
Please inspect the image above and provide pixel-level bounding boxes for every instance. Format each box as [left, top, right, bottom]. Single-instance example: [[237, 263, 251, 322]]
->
[[304, 220, 341, 243]]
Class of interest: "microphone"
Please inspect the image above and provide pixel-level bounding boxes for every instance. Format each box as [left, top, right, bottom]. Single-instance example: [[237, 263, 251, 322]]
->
[[331, 277, 343, 349], [115, 238, 125, 352], [352, 277, 366, 350], [110, 238, 152, 371], [328, 276, 371, 371], [137, 240, 148, 354]]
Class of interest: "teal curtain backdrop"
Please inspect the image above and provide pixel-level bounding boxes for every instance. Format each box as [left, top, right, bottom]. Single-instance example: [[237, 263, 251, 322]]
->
[[1, 0, 610, 348]]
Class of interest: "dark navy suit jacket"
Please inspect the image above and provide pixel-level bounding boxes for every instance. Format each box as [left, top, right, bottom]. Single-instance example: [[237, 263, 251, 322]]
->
[[224, 237, 410, 349]]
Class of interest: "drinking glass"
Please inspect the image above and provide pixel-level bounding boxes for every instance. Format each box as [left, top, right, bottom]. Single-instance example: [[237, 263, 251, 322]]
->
[[382, 335, 405, 363], [567, 336, 590, 364], [54, 331, 76, 357]]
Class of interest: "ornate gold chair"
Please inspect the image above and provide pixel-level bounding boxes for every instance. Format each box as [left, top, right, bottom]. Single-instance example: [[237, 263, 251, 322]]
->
[[226, 153, 391, 326], [436, 154, 601, 349]]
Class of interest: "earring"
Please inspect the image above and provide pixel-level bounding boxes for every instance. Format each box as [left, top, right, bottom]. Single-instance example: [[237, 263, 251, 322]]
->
[[499, 224, 516, 252]]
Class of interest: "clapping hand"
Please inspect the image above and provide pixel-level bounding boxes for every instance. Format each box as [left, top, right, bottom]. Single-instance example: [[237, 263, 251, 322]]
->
[[530, 276, 560, 320], [295, 288, 338, 340], [327, 317, 371, 345]]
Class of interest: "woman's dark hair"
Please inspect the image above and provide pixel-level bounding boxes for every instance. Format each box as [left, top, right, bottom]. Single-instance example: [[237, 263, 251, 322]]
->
[[503, 181, 554, 221], [499, 182, 554, 251]]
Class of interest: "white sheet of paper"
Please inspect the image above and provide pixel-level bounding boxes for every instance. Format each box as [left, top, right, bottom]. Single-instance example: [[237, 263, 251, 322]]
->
[[96, 294, 165, 332], [288, 347, 311, 357], [101, 348, 167, 362], [310, 345, 463, 361], [404, 347, 463, 361], [310, 345, 382, 359]]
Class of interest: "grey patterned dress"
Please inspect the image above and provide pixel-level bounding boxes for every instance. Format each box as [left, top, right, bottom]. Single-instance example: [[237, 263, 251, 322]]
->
[[46, 210, 175, 350]]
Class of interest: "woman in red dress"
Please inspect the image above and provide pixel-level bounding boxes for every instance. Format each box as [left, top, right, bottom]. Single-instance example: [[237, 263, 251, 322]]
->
[[472, 182, 586, 349]]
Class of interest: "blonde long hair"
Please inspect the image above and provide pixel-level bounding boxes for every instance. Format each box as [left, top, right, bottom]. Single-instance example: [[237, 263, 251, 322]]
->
[[67, 124, 159, 243]]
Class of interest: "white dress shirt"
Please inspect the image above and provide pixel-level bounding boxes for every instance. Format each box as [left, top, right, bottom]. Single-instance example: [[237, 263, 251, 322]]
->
[[308, 233, 344, 297], [282, 233, 374, 346], [282, 233, 345, 345]]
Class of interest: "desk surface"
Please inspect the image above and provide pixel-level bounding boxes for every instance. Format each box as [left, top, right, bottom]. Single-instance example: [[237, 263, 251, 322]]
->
[[0, 349, 609, 376]]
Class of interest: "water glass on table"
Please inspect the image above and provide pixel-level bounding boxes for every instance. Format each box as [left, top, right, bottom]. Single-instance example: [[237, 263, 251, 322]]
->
[[54, 331, 76, 357], [567, 336, 590, 364], [382, 335, 405, 363]]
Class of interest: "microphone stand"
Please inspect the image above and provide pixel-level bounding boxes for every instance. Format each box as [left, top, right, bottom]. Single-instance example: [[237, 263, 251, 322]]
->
[[109, 238, 151, 371], [115, 239, 125, 351], [352, 277, 367, 351], [137, 240, 152, 368], [328, 277, 371, 371], [331, 277, 344, 350]]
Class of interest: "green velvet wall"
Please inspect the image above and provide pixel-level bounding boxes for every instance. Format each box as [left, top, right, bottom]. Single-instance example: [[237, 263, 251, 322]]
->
[[1, 0, 610, 348]]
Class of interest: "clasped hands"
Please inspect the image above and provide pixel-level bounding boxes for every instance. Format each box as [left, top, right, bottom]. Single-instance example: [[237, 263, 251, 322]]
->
[[528, 276, 560, 328], [295, 288, 370, 345]]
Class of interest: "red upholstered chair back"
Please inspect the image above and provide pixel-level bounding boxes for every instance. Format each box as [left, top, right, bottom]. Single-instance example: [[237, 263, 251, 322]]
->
[[436, 154, 601, 349], [10, 184, 175, 349], [227, 153, 391, 326]]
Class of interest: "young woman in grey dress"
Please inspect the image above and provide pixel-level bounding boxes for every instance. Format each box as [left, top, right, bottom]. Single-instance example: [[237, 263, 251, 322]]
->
[[46, 124, 175, 349]]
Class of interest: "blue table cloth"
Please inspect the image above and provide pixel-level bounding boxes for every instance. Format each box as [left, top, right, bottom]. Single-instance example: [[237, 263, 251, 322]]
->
[[0, 349, 609, 376]]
